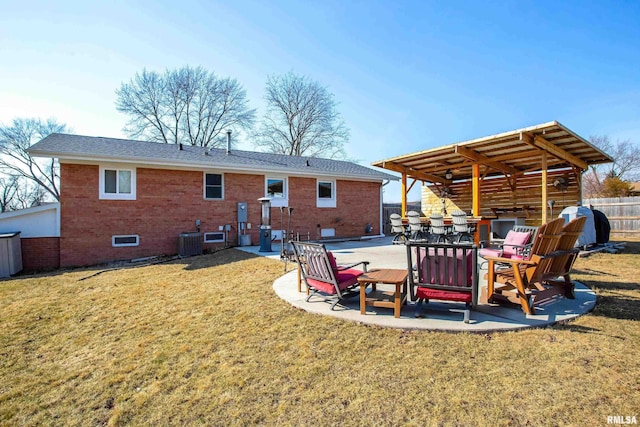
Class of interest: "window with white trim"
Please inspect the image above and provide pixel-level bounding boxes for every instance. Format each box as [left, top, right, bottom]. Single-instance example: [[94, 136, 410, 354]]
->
[[99, 166, 136, 200], [317, 180, 336, 208], [204, 232, 225, 243], [112, 235, 139, 247], [204, 173, 224, 200], [265, 177, 288, 207]]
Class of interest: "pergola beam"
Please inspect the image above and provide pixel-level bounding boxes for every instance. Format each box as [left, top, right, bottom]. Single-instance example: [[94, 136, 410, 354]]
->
[[381, 161, 448, 184], [455, 145, 520, 176], [541, 151, 548, 223], [519, 132, 588, 170]]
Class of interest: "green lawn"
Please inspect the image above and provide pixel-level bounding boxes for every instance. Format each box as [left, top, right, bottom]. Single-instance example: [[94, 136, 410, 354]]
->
[[1, 243, 639, 426]]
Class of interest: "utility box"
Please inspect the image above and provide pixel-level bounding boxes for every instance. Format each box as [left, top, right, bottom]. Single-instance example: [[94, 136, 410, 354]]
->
[[238, 234, 252, 246], [178, 232, 203, 257], [237, 202, 248, 223], [0, 232, 22, 278]]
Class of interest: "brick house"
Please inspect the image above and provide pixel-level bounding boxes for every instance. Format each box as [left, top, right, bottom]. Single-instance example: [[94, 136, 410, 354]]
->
[[25, 134, 396, 268]]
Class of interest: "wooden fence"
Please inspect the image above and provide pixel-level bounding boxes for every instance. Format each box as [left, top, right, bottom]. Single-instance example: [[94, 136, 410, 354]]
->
[[583, 196, 640, 237], [382, 202, 421, 234]]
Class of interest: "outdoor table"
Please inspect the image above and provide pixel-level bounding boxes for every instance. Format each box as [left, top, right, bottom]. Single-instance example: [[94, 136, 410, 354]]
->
[[358, 269, 408, 318]]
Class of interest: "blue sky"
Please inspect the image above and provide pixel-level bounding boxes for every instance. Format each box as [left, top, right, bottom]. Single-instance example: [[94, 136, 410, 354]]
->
[[1, 0, 639, 202]]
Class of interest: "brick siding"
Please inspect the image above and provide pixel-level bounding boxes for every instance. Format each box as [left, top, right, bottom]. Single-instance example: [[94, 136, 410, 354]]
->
[[21, 237, 60, 271], [59, 164, 381, 267]]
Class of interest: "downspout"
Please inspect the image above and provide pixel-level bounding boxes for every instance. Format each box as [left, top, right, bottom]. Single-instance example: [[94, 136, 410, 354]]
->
[[380, 179, 390, 237]]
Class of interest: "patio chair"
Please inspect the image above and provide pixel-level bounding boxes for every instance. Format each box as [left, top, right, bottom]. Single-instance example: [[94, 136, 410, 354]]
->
[[538, 216, 587, 300], [428, 213, 449, 243], [390, 213, 409, 244], [406, 241, 478, 323], [407, 210, 426, 240], [484, 218, 565, 314], [291, 241, 369, 310], [450, 210, 474, 243]]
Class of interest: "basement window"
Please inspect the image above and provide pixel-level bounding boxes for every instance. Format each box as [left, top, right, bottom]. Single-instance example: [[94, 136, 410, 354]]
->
[[112, 235, 139, 247], [204, 232, 225, 243]]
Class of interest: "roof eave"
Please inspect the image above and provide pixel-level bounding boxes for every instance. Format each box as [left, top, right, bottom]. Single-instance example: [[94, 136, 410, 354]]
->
[[30, 150, 396, 182]]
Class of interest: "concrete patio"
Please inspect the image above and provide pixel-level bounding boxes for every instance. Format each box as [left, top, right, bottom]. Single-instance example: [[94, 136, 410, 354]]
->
[[238, 237, 596, 332]]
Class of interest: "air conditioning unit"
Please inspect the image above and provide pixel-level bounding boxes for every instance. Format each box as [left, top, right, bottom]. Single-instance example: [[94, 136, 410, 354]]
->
[[178, 232, 202, 257]]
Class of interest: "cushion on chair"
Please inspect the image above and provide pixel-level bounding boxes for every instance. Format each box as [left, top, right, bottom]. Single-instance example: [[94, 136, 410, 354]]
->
[[502, 231, 531, 256], [479, 230, 530, 259], [327, 251, 338, 270], [479, 247, 501, 258], [336, 269, 364, 288], [416, 287, 472, 303], [306, 268, 363, 295], [419, 247, 473, 288]]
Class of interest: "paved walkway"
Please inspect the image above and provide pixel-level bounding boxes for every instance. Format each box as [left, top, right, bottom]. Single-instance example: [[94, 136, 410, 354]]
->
[[237, 237, 597, 332]]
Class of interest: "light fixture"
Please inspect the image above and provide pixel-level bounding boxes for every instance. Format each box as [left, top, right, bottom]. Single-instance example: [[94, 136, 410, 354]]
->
[[445, 169, 453, 180]]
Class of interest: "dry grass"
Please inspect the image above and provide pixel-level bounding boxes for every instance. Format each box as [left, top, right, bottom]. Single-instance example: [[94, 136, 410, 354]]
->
[[1, 242, 639, 426]]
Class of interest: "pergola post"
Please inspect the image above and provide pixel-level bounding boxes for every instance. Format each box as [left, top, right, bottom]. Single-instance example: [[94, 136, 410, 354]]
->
[[472, 164, 480, 216], [401, 172, 407, 216], [541, 152, 548, 223]]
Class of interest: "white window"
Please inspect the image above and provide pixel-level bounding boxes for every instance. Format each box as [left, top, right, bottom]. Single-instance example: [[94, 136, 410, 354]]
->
[[204, 173, 224, 200], [317, 180, 336, 208], [265, 177, 288, 207], [100, 166, 136, 200], [112, 235, 139, 247]]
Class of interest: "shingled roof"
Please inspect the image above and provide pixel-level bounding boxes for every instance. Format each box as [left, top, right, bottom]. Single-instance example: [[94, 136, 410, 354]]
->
[[29, 134, 397, 182]]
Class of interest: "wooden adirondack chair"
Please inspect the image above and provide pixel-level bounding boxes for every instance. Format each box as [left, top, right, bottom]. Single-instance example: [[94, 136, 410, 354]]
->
[[538, 216, 587, 300], [484, 218, 565, 314], [291, 241, 369, 310]]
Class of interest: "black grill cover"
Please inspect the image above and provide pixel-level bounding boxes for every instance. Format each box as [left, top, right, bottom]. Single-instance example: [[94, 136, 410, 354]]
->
[[592, 209, 611, 244]]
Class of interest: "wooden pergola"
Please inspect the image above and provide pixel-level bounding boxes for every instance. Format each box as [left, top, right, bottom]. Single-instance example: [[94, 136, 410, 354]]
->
[[372, 121, 613, 224]]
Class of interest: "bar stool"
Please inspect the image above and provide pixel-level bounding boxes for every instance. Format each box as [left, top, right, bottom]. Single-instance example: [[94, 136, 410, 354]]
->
[[407, 210, 426, 240], [451, 210, 474, 243], [390, 213, 409, 244], [428, 213, 449, 243]]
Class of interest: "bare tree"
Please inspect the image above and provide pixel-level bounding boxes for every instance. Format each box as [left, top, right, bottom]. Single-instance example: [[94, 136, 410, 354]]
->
[[584, 135, 640, 197], [0, 175, 20, 212], [0, 118, 69, 203], [254, 72, 349, 158], [116, 66, 256, 147]]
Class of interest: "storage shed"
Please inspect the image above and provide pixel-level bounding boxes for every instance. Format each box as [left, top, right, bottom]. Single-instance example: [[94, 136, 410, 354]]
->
[[0, 232, 23, 277]]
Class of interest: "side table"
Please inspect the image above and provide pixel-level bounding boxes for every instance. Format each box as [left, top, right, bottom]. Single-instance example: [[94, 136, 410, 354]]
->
[[358, 269, 408, 318]]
